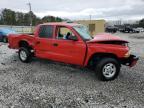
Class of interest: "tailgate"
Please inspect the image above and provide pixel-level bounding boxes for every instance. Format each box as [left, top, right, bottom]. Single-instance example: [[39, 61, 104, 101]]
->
[[8, 34, 20, 49]]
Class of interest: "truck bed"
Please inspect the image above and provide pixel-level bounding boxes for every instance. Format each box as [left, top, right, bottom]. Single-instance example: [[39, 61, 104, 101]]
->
[[8, 34, 35, 49]]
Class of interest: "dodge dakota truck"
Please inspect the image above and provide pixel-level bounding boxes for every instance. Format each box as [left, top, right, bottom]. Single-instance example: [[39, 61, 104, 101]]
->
[[8, 22, 139, 81]]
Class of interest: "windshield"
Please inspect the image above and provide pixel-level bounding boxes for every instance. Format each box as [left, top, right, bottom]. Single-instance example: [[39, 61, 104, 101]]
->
[[73, 25, 92, 41]]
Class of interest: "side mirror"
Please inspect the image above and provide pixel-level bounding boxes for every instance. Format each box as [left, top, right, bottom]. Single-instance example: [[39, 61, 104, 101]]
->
[[68, 36, 78, 41]]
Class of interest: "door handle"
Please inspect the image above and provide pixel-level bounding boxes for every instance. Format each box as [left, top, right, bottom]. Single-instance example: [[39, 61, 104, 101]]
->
[[36, 41, 40, 44], [53, 43, 58, 47]]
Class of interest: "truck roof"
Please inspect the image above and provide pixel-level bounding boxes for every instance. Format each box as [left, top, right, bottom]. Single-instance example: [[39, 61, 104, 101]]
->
[[40, 22, 82, 27]]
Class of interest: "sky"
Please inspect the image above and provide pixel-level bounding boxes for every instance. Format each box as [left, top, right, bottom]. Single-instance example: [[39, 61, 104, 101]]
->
[[0, 0, 144, 20]]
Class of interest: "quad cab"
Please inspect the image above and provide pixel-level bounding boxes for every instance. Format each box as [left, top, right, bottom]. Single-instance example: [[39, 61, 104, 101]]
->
[[8, 22, 139, 81]]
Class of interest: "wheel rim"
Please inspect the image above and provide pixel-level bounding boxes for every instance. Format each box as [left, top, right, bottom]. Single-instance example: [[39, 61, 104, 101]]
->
[[102, 63, 116, 78], [20, 50, 27, 61]]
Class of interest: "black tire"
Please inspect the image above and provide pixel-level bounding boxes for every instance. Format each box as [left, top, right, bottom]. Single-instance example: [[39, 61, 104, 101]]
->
[[95, 58, 120, 81], [3, 37, 8, 43], [18, 47, 32, 63]]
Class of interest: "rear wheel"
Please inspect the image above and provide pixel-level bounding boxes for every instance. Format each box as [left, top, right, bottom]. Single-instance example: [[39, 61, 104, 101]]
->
[[18, 47, 32, 63], [95, 58, 120, 81], [3, 37, 8, 43]]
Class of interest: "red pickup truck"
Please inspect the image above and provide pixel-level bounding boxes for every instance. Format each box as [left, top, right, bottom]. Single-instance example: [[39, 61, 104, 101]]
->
[[8, 22, 139, 81]]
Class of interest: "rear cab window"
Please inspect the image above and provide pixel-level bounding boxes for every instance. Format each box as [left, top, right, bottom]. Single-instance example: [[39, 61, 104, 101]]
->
[[39, 25, 53, 38]]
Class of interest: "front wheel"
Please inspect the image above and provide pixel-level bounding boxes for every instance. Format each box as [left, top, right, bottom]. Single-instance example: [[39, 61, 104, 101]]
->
[[95, 58, 120, 81], [18, 47, 32, 63]]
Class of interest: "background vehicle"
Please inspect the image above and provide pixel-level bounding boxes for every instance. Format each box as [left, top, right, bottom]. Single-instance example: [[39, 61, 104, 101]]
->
[[135, 27, 144, 33], [8, 22, 139, 81], [119, 26, 144, 33], [105, 26, 118, 33], [119, 26, 134, 33], [0, 28, 17, 43]]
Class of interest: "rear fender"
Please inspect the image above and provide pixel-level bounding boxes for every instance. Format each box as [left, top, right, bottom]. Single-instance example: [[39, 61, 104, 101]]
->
[[18, 39, 34, 49]]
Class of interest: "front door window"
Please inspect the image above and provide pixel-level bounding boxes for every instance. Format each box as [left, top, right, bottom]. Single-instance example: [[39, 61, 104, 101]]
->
[[57, 27, 76, 40]]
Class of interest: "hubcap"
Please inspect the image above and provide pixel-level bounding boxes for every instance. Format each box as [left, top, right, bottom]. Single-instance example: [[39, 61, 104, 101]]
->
[[102, 63, 116, 78], [20, 50, 27, 61]]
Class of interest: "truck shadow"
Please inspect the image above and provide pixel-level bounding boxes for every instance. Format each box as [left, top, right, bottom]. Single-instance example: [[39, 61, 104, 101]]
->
[[33, 57, 96, 76]]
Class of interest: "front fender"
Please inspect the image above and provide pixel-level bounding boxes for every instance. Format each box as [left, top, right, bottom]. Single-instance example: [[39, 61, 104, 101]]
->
[[84, 46, 107, 66], [83, 43, 129, 67]]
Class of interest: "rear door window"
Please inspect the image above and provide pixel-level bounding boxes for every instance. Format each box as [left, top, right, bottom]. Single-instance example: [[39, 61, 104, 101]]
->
[[39, 25, 53, 38]]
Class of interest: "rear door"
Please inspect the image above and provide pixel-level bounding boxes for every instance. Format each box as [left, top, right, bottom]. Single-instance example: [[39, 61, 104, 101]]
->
[[34, 25, 57, 60]]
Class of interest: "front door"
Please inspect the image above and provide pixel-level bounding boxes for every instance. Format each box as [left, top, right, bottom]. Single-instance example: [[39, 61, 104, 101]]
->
[[51, 26, 86, 65]]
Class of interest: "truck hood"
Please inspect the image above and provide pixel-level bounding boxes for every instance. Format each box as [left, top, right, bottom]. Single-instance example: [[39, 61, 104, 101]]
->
[[87, 33, 128, 43]]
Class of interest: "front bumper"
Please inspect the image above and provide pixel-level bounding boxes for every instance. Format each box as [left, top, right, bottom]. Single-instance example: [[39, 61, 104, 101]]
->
[[121, 54, 139, 67]]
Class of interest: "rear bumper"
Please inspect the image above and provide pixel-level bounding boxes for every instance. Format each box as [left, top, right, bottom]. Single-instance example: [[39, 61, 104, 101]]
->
[[121, 54, 139, 67]]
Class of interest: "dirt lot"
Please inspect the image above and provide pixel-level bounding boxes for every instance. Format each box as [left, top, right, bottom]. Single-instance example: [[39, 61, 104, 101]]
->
[[0, 33, 144, 108]]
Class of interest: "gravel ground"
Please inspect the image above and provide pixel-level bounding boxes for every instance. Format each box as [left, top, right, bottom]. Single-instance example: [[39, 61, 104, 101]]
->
[[0, 33, 144, 108]]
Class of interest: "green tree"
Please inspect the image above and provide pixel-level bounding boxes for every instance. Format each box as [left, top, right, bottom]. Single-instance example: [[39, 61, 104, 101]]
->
[[23, 13, 30, 26], [0, 8, 64, 26], [23, 11, 42, 26], [15, 12, 25, 25], [2, 9, 16, 25], [0, 14, 3, 24], [42, 16, 63, 23], [56, 17, 63, 22], [30, 11, 42, 25]]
